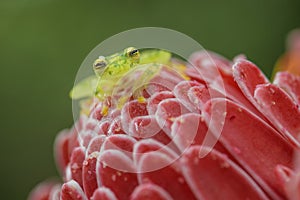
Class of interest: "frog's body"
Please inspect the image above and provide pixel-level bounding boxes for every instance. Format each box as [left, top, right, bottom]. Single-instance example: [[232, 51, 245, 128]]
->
[[95, 47, 140, 80], [70, 47, 171, 100]]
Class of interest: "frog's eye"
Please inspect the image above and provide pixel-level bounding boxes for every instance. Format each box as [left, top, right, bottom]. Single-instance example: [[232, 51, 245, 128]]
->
[[93, 56, 108, 75], [94, 58, 107, 69], [125, 47, 140, 61]]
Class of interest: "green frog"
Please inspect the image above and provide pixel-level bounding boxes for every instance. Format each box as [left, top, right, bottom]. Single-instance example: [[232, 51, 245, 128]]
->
[[70, 47, 171, 101]]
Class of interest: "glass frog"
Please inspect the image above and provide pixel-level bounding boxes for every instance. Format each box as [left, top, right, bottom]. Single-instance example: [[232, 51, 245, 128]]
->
[[70, 47, 171, 101]]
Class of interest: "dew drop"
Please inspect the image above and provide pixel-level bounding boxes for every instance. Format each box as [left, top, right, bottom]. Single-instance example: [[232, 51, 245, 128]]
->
[[193, 157, 199, 165], [178, 177, 185, 184], [269, 87, 275, 94], [117, 171, 122, 176], [220, 161, 230, 168], [233, 147, 241, 154], [112, 174, 116, 182], [83, 161, 88, 166]]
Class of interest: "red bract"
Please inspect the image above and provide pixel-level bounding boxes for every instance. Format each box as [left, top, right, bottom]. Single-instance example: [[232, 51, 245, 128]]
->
[[29, 51, 300, 200]]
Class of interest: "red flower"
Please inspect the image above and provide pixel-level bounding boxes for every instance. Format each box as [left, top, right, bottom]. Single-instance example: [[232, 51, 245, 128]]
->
[[29, 50, 300, 200]]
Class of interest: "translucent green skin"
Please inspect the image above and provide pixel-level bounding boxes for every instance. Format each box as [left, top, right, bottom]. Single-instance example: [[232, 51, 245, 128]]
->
[[96, 50, 138, 79], [70, 48, 171, 100]]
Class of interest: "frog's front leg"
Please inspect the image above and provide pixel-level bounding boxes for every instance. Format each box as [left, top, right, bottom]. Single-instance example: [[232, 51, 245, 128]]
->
[[94, 79, 116, 100]]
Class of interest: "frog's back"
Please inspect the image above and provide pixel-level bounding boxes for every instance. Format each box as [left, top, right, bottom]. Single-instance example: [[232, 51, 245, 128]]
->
[[101, 57, 135, 80]]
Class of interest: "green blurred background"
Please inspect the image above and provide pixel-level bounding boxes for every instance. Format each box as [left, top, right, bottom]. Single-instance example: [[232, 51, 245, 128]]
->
[[0, 0, 299, 199]]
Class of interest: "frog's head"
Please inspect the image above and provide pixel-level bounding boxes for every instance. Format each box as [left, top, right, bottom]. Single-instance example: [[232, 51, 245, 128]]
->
[[93, 47, 140, 77]]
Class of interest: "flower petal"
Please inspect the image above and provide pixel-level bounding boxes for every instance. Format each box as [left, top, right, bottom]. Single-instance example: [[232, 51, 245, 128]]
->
[[28, 181, 57, 200], [100, 135, 136, 159], [173, 80, 201, 112], [97, 150, 138, 200], [131, 115, 177, 147], [138, 151, 197, 200], [54, 129, 76, 174], [86, 135, 106, 155], [254, 83, 300, 147], [203, 98, 293, 199], [147, 91, 174, 115], [233, 59, 269, 100], [133, 138, 178, 168], [171, 113, 228, 155], [96, 120, 110, 135], [188, 50, 232, 83], [275, 163, 300, 200], [70, 147, 85, 188], [108, 116, 125, 135], [275, 165, 294, 189], [82, 152, 99, 199], [49, 184, 61, 200], [187, 85, 223, 111], [91, 187, 118, 200], [155, 98, 189, 134], [274, 71, 300, 105], [180, 146, 269, 200], [149, 65, 186, 91], [61, 180, 87, 200], [130, 183, 173, 200], [121, 100, 149, 135]]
